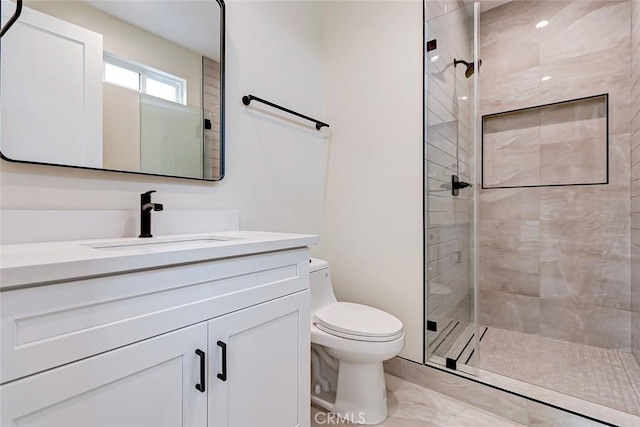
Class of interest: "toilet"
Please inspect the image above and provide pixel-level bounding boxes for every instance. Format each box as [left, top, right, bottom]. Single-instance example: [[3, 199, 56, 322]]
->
[[308, 258, 405, 425]]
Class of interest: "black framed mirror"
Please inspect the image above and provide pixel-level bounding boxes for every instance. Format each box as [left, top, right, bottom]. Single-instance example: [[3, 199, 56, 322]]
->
[[0, 0, 225, 181]]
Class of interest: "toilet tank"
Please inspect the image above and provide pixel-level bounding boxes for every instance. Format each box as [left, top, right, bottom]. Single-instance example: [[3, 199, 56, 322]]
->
[[309, 258, 337, 314]]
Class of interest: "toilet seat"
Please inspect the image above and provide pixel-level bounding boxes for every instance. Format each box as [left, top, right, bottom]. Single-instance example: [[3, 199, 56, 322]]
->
[[313, 302, 403, 342]]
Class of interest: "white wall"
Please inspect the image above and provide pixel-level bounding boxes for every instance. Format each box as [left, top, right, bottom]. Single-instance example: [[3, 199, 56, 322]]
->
[[323, 1, 424, 362], [1, 0, 423, 361], [0, 0, 329, 257]]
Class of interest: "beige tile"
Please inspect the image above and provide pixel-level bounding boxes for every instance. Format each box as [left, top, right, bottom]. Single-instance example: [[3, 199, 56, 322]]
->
[[540, 185, 630, 220], [386, 375, 523, 427], [539, 217, 629, 265], [539, 96, 607, 143], [480, 220, 539, 252], [427, 250, 459, 280], [632, 179, 640, 197], [384, 359, 529, 425], [388, 357, 640, 426], [311, 374, 525, 427], [479, 289, 541, 334], [425, 0, 461, 22], [426, 160, 457, 184], [479, 220, 540, 296], [538, 47, 631, 109], [539, 216, 629, 266], [429, 121, 458, 148], [427, 126, 457, 159], [429, 263, 467, 297], [634, 145, 640, 172], [539, 257, 630, 310], [428, 211, 457, 229], [483, 140, 539, 187], [537, 96, 608, 185], [427, 226, 460, 246], [478, 328, 640, 418], [480, 66, 541, 115], [630, 124, 639, 151], [480, 24, 539, 77], [428, 195, 454, 213], [480, 254, 540, 297], [539, 0, 631, 66], [427, 238, 460, 264], [527, 402, 613, 427], [476, 364, 640, 427], [633, 308, 640, 362], [539, 138, 607, 185], [483, 102, 542, 137], [540, 299, 631, 351], [632, 274, 640, 360], [428, 144, 457, 171], [480, 0, 540, 49], [609, 89, 633, 136], [479, 187, 540, 221], [610, 133, 632, 186], [483, 110, 541, 187]]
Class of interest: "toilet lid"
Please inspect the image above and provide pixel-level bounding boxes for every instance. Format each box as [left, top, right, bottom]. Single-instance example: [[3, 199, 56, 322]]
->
[[313, 302, 403, 340]]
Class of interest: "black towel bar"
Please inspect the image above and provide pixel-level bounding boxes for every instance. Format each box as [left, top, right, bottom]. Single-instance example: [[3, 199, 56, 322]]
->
[[242, 94, 329, 131]]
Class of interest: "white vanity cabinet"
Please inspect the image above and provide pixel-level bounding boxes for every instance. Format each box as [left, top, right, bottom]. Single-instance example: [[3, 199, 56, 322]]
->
[[0, 240, 313, 427], [1, 323, 209, 427], [208, 292, 309, 427]]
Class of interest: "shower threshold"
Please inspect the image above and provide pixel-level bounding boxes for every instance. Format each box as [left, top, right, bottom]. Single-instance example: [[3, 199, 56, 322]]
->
[[428, 319, 487, 374]]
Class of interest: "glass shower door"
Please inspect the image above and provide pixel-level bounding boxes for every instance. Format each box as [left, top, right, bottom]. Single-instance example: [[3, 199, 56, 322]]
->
[[424, 2, 479, 374]]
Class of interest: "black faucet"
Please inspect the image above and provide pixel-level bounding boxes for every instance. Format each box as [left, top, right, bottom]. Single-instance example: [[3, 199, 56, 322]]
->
[[139, 190, 164, 238]]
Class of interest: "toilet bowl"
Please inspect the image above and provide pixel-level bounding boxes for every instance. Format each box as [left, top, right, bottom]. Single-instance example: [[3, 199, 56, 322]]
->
[[308, 258, 405, 425]]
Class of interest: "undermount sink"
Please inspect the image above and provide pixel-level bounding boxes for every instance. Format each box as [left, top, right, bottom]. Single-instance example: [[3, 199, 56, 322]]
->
[[84, 236, 238, 251]]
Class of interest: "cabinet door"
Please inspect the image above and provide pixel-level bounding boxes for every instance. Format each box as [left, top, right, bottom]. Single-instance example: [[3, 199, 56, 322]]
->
[[1, 323, 208, 427], [208, 291, 310, 427]]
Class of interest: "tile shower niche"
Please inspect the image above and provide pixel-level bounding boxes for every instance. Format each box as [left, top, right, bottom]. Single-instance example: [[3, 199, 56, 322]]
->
[[482, 94, 608, 189]]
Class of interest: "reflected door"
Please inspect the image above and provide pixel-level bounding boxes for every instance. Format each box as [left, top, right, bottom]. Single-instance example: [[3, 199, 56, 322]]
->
[[424, 2, 479, 374], [1, 6, 103, 167]]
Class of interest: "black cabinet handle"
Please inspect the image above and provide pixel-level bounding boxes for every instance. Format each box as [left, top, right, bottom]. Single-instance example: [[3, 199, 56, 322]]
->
[[195, 349, 206, 392], [217, 341, 227, 381]]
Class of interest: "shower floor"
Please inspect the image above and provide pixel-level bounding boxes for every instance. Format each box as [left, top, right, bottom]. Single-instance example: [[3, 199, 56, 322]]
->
[[477, 327, 640, 416]]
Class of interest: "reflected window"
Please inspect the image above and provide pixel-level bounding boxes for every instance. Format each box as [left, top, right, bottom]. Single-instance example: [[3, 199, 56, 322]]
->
[[145, 77, 179, 103], [104, 62, 139, 90], [103, 53, 186, 105]]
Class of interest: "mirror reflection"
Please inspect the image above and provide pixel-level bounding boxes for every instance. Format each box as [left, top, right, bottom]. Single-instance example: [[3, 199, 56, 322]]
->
[[0, 0, 224, 180]]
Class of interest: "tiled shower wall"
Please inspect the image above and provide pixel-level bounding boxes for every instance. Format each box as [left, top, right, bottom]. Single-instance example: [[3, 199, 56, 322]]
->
[[203, 57, 221, 180], [479, 0, 632, 351], [632, 0, 640, 362], [425, 0, 474, 342]]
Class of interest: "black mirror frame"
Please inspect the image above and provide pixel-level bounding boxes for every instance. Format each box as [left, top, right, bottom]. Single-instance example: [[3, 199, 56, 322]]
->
[[0, 0, 226, 182]]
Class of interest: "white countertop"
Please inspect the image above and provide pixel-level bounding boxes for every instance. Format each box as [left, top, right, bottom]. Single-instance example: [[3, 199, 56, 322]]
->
[[0, 231, 319, 290]]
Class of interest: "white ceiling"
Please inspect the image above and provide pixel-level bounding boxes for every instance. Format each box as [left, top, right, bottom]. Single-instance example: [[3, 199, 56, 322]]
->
[[83, 0, 221, 61]]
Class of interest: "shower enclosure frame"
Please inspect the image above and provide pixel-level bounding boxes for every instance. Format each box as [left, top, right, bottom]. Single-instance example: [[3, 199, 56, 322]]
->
[[423, 1, 481, 375]]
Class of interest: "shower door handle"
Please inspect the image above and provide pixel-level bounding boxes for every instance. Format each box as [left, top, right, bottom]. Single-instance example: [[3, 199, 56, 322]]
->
[[451, 175, 472, 196]]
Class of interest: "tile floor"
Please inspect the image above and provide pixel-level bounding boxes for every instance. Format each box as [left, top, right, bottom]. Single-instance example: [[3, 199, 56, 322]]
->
[[385, 356, 633, 426], [479, 327, 640, 416], [310, 374, 525, 426]]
